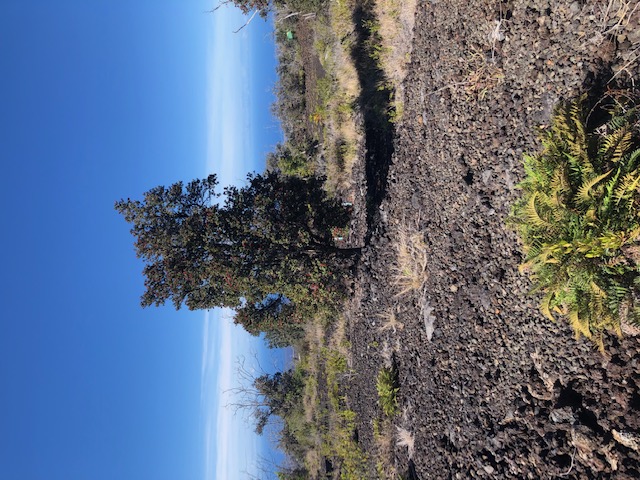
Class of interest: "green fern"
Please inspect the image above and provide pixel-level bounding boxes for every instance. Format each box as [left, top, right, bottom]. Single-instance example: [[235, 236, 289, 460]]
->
[[511, 93, 640, 348], [376, 366, 399, 416]]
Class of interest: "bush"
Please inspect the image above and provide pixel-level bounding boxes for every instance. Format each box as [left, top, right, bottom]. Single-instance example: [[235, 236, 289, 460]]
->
[[376, 366, 399, 416], [511, 93, 640, 348]]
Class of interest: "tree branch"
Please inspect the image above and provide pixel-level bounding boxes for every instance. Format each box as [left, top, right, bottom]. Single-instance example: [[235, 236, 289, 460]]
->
[[234, 9, 259, 33]]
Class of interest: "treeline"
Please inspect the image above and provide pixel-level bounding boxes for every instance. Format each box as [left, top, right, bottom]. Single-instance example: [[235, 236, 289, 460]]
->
[[118, 2, 353, 477]]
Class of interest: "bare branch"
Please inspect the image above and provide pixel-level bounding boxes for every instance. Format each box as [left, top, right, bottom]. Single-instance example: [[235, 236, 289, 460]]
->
[[205, 0, 235, 14], [234, 9, 259, 33]]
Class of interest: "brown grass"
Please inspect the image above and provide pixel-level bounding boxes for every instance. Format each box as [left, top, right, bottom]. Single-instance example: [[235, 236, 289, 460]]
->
[[377, 307, 404, 334], [396, 426, 415, 459], [373, 0, 417, 119], [372, 417, 399, 478], [393, 220, 429, 296]]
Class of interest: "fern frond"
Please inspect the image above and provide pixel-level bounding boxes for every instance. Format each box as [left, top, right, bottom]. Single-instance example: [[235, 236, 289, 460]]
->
[[624, 225, 640, 244], [550, 166, 571, 196], [569, 308, 591, 339], [596, 231, 624, 251], [614, 172, 640, 205], [511, 93, 640, 348], [575, 170, 612, 205], [540, 292, 556, 322], [600, 125, 633, 162], [590, 280, 607, 300], [624, 148, 640, 172], [524, 192, 552, 228], [614, 130, 633, 162]]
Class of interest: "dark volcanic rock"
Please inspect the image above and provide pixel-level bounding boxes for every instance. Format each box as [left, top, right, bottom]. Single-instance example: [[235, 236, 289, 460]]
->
[[344, 0, 640, 478]]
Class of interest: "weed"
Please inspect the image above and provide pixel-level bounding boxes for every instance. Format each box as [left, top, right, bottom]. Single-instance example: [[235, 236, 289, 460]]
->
[[396, 426, 415, 459], [394, 220, 429, 296], [378, 307, 404, 334], [377, 366, 399, 416], [464, 46, 505, 99]]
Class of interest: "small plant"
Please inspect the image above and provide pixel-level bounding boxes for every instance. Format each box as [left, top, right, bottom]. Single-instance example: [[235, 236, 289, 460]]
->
[[378, 307, 404, 333], [372, 417, 399, 478], [396, 426, 415, 459], [393, 220, 429, 296], [511, 92, 640, 348], [376, 366, 399, 416], [463, 46, 504, 99]]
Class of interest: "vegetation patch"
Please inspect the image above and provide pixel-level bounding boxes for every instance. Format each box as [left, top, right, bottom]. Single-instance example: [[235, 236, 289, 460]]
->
[[393, 221, 429, 297], [371, 417, 398, 478], [511, 92, 640, 348], [370, 0, 417, 121], [376, 365, 399, 416]]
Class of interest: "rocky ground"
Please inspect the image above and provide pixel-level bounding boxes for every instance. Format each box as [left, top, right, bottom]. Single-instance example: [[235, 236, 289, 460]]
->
[[344, 0, 640, 478]]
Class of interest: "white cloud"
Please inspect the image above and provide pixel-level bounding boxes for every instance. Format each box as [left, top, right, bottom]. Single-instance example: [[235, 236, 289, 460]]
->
[[201, 310, 264, 479], [201, 6, 280, 479], [206, 6, 256, 188]]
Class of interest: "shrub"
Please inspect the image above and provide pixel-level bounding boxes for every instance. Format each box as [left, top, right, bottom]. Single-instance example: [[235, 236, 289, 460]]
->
[[376, 366, 399, 416], [511, 93, 640, 348]]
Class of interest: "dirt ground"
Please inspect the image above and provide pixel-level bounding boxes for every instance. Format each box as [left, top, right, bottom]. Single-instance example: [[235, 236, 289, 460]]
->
[[343, 0, 640, 478]]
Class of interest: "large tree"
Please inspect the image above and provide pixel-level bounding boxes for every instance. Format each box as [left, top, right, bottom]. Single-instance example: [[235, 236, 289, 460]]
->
[[115, 172, 358, 319]]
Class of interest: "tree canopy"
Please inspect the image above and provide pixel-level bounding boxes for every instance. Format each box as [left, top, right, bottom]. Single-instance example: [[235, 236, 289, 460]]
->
[[116, 172, 357, 336]]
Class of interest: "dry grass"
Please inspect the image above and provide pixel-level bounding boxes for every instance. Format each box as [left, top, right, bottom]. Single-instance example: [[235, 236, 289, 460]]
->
[[596, 0, 640, 38], [463, 45, 505, 99], [377, 306, 404, 334], [328, 309, 352, 361], [396, 426, 415, 459], [372, 417, 399, 478], [300, 321, 323, 475], [373, 0, 417, 120], [312, 0, 363, 192], [587, 0, 640, 84], [304, 448, 322, 475], [393, 220, 429, 296]]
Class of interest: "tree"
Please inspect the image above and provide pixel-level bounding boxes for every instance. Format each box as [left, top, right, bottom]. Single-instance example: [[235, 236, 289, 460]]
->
[[234, 294, 306, 348], [266, 141, 316, 177], [225, 357, 310, 471], [209, 0, 325, 34], [115, 172, 358, 323], [211, 0, 325, 18], [252, 369, 304, 434]]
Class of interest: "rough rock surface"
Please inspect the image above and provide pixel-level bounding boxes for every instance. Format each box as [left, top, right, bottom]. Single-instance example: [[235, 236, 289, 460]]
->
[[345, 0, 640, 478]]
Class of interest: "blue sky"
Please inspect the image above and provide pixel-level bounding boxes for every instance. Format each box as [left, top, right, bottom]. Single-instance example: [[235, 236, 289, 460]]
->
[[0, 1, 285, 479]]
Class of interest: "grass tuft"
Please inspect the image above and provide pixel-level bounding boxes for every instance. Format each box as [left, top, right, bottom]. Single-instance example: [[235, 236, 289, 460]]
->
[[378, 307, 404, 334], [396, 426, 415, 459], [394, 221, 429, 296]]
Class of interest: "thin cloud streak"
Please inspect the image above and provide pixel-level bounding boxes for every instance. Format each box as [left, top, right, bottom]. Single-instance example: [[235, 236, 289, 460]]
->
[[205, 311, 263, 480], [200, 310, 219, 479], [206, 8, 255, 187], [201, 5, 264, 479]]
